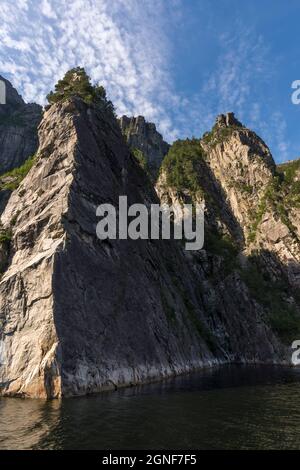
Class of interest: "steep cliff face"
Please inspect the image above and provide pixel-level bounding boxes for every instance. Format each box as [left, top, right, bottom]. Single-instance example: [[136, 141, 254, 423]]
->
[[0, 102, 287, 398], [157, 113, 300, 349], [119, 115, 169, 178], [158, 113, 300, 286], [201, 114, 300, 288], [200, 113, 275, 236], [0, 76, 42, 174]]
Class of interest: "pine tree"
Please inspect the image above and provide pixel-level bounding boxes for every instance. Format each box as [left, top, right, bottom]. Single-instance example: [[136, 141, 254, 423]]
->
[[46, 67, 114, 113]]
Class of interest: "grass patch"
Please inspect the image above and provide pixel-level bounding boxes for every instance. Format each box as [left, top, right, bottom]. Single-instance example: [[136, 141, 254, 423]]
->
[[201, 124, 242, 148], [0, 154, 36, 191]]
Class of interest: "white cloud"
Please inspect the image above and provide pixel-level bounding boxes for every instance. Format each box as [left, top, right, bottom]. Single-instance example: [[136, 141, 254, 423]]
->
[[41, 0, 57, 19], [270, 112, 290, 162], [177, 24, 290, 161], [0, 1, 293, 160], [0, 0, 180, 140]]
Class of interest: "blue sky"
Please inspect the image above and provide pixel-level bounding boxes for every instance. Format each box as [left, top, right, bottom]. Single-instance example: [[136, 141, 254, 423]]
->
[[0, 0, 299, 162]]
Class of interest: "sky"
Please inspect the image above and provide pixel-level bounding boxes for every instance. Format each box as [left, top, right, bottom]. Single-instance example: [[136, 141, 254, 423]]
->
[[0, 0, 299, 162]]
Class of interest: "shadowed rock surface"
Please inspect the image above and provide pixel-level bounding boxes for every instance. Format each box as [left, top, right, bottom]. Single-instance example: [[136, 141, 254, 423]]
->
[[0, 75, 42, 174], [0, 102, 291, 398], [119, 115, 169, 178]]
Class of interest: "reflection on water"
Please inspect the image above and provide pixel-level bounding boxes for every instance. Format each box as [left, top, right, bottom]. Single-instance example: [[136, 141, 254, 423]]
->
[[1, 365, 300, 450], [0, 398, 61, 449]]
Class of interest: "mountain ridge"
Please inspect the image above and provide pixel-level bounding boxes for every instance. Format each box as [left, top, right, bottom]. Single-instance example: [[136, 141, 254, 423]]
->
[[0, 72, 298, 397], [0, 76, 42, 175]]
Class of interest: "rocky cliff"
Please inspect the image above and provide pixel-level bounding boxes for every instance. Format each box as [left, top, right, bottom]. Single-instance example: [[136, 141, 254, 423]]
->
[[0, 97, 291, 398], [119, 115, 169, 179], [0, 76, 42, 174], [158, 112, 300, 289], [157, 112, 300, 348]]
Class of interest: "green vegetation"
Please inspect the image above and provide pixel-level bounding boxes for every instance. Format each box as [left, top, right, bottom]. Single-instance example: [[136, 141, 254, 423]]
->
[[0, 227, 12, 274], [230, 181, 253, 195], [10, 211, 20, 227], [240, 260, 300, 343], [248, 173, 298, 243], [131, 147, 161, 182], [278, 158, 300, 185], [269, 309, 300, 343], [0, 154, 36, 191], [0, 229, 12, 245], [47, 67, 114, 112], [132, 148, 148, 171], [201, 225, 300, 344], [276, 159, 300, 208], [248, 193, 268, 243], [202, 124, 241, 147], [160, 139, 205, 198], [205, 230, 239, 275]]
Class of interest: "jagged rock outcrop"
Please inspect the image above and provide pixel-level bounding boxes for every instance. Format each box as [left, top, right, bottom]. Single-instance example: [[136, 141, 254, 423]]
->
[[119, 115, 169, 177], [0, 102, 288, 398], [200, 113, 276, 234], [202, 114, 300, 287], [157, 112, 300, 354], [0, 76, 42, 174], [158, 113, 300, 288], [215, 112, 243, 128]]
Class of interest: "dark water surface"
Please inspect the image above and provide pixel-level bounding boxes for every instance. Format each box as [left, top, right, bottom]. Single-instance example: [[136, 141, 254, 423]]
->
[[1, 365, 300, 450]]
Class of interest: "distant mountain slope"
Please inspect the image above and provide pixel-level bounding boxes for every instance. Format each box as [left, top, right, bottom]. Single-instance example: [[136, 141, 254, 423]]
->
[[0, 75, 42, 174], [119, 115, 169, 179]]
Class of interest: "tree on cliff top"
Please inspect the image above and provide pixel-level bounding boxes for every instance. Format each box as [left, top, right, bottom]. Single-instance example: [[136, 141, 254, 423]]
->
[[46, 67, 114, 112]]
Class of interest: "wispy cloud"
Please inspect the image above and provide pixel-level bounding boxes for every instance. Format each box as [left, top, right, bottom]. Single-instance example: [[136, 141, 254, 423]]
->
[[173, 24, 291, 161], [0, 0, 292, 161], [0, 0, 180, 139], [203, 29, 271, 117], [270, 112, 290, 162]]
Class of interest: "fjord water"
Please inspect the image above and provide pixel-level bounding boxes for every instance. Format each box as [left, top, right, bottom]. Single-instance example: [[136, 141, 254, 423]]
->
[[1, 365, 300, 450]]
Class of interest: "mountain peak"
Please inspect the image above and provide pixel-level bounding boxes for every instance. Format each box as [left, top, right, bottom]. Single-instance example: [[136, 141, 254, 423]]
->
[[0, 75, 42, 174], [215, 112, 243, 128], [0, 75, 24, 108], [119, 114, 170, 179]]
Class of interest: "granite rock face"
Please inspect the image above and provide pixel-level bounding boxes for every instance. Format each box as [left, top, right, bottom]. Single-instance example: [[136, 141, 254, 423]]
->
[[0, 103, 288, 398], [201, 114, 300, 287], [200, 113, 276, 231], [119, 115, 169, 176], [157, 112, 300, 329], [0, 76, 42, 174]]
